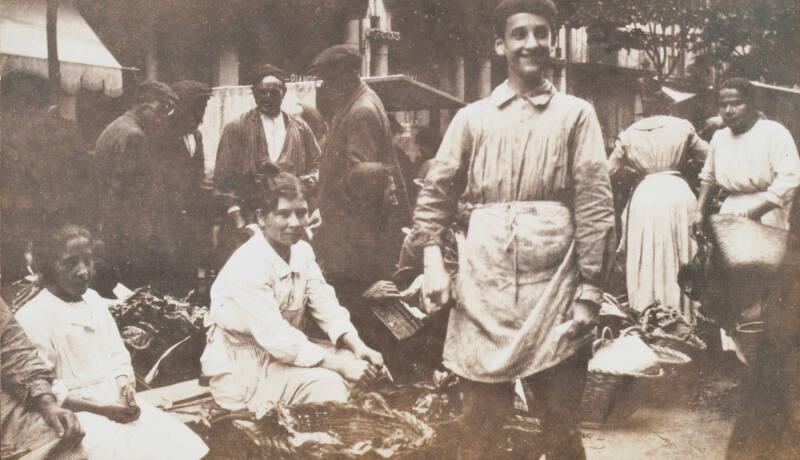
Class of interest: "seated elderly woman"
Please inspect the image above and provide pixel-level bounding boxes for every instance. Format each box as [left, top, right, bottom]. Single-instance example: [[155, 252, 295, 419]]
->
[[200, 169, 384, 415], [15, 225, 209, 460]]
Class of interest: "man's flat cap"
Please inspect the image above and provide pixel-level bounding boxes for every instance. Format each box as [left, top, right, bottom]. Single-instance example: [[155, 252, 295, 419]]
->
[[137, 80, 179, 104], [309, 44, 361, 75], [249, 64, 289, 86], [170, 80, 212, 104]]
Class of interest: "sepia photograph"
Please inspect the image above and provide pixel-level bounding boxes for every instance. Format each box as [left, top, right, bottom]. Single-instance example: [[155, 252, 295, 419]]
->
[[1, 0, 799, 458]]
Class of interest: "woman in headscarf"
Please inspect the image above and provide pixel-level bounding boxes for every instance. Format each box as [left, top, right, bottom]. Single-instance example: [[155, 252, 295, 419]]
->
[[15, 225, 209, 460]]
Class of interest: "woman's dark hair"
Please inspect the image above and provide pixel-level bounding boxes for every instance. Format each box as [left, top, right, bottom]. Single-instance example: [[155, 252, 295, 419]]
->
[[244, 161, 305, 213], [32, 224, 92, 284], [719, 77, 756, 106], [494, 0, 558, 37]]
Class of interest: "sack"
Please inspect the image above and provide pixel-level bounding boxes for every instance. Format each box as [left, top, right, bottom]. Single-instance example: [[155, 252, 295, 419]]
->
[[589, 328, 661, 376]]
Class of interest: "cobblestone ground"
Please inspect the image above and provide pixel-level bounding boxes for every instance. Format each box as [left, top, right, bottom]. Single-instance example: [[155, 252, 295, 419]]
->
[[585, 353, 745, 460]]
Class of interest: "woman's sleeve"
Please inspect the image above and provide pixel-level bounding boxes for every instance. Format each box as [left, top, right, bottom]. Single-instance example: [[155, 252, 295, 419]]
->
[[763, 127, 800, 207], [698, 143, 717, 185], [98, 301, 134, 381], [14, 306, 64, 402], [303, 250, 358, 344], [224, 266, 327, 367]]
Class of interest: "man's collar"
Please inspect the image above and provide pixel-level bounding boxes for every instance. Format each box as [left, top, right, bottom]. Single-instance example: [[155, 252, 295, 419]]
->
[[491, 79, 555, 108]]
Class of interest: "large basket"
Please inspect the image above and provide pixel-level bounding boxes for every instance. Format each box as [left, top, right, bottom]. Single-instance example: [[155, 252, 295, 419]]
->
[[708, 214, 788, 274], [732, 321, 764, 365], [581, 370, 629, 427]]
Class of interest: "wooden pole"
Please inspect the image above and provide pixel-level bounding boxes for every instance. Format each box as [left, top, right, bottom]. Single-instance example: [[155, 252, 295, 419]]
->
[[46, 0, 61, 106]]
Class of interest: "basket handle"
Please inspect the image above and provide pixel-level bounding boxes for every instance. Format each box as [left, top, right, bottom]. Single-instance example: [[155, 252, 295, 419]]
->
[[592, 327, 615, 354]]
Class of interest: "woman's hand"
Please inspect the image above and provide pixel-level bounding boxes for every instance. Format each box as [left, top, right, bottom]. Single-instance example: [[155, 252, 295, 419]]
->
[[422, 246, 450, 314], [338, 333, 384, 369], [322, 353, 377, 384], [362, 281, 401, 300], [690, 209, 706, 240], [116, 375, 135, 405], [101, 402, 141, 424]]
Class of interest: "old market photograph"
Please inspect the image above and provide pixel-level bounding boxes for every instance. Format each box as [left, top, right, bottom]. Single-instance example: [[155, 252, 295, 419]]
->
[[1, 0, 799, 458]]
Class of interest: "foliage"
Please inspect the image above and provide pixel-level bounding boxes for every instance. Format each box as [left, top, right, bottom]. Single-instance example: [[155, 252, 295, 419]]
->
[[697, 0, 800, 85], [560, 0, 711, 81]]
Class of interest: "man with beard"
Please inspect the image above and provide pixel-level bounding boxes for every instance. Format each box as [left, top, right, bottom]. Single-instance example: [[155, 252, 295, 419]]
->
[[94, 81, 179, 290], [308, 45, 412, 309], [413, 1, 615, 458], [213, 64, 321, 234]]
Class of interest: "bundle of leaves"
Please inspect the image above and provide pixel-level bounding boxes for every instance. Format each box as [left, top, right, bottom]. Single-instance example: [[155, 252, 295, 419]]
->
[[639, 302, 706, 351], [232, 393, 435, 459], [109, 287, 208, 386]]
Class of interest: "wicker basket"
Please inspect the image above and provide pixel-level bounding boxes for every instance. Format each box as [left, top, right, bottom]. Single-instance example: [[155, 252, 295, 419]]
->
[[581, 370, 629, 427], [733, 321, 764, 365]]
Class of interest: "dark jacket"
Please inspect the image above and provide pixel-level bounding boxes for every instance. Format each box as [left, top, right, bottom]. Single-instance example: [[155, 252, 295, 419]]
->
[[314, 82, 411, 288], [213, 109, 321, 211], [1, 298, 86, 459], [95, 111, 161, 245]]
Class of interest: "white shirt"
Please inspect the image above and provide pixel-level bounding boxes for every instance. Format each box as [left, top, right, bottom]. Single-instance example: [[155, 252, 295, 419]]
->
[[260, 112, 287, 162], [183, 134, 197, 157], [207, 231, 357, 368]]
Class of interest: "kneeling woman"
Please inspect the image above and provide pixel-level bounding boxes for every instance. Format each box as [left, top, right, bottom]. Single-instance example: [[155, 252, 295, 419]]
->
[[15, 225, 209, 460], [200, 171, 383, 415]]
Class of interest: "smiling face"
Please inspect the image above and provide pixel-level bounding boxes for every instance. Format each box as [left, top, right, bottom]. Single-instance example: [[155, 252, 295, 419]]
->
[[253, 76, 286, 117], [718, 88, 756, 134], [495, 12, 552, 87], [50, 236, 94, 301], [260, 196, 309, 250]]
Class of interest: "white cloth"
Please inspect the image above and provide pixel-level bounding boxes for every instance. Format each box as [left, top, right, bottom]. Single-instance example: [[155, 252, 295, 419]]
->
[[15, 289, 208, 460], [700, 119, 800, 230], [201, 231, 357, 412], [610, 116, 707, 319], [623, 173, 698, 319], [450, 201, 593, 382], [183, 134, 197, 157], [260, 112, 287, 162]]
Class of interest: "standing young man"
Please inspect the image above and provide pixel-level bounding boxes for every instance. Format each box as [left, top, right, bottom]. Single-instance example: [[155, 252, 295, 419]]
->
[[413, 1, 615, 458]]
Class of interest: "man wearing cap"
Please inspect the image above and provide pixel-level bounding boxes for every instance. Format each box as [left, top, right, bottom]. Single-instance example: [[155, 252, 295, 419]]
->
[[213, 64, 321, 235], [151, 80, 215, 290], [413, 1, 615, 458], [309, 45, 411, 307], [94, 80, 179, 289]]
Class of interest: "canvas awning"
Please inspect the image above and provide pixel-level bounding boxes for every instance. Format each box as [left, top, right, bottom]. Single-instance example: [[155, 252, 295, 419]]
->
[[0, 0, 126, 96], [363, 75, 465, 111], [661, 86, 697, 104]]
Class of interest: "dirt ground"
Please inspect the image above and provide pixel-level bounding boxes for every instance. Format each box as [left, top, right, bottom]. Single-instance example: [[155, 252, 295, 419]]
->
[[584, 352, 745, 460]]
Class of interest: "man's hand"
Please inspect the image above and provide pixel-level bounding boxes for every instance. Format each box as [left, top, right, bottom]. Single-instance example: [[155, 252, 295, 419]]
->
[[362, 280, 401, 300], [35, 395, 84, 443], [422, 246, 450, 314], [565, 300, 600, 339]]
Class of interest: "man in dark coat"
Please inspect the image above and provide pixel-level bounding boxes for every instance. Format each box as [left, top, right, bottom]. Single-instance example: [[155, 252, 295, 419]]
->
[[94, 80, 178, 290], [1, 297, 85, 459], [309, 45, 412, 305], [151, 80, 215, 290], [213, 64, 321, 227]]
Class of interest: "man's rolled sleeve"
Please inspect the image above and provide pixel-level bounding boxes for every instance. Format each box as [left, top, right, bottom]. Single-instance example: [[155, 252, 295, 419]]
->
[[412, 109, 471, 248], [570, 103, 616, 301]]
